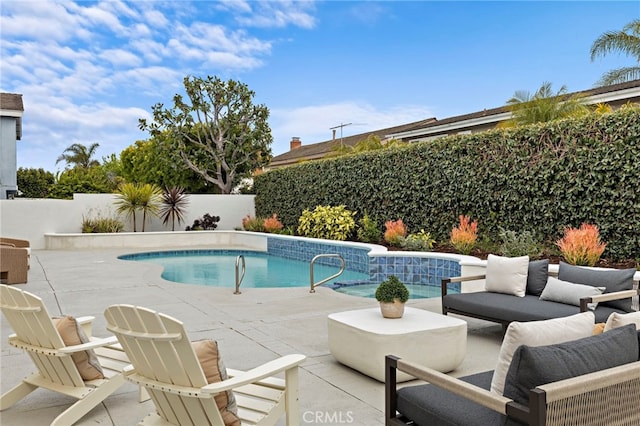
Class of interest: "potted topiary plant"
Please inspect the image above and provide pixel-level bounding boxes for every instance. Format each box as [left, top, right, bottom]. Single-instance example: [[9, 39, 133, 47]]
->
[[375, 275, 410, 318]]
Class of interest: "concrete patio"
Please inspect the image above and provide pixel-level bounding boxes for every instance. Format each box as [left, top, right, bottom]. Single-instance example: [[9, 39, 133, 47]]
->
[[1, 247, 503, 426]]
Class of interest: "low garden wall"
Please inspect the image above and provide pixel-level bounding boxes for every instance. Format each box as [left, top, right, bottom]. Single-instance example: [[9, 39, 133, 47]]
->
[[0, 193, 255, 249]]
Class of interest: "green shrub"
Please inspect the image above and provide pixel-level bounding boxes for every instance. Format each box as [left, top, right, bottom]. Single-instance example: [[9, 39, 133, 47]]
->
[[498, 228, 543, 257], [255, 109, 640, 260], [17, 168, 55, 198], [297, 205, 356, 241], [375, 276, 410, 303], [82, 212, 124, 233], [400, 230, 436, 251], [357, 214, 382, 243]]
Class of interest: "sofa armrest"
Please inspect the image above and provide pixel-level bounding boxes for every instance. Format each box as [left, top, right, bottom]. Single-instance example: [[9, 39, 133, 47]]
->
[[385, 355, 517, 426], [441, 275, 486, 296], [579, 289, 640, 312]]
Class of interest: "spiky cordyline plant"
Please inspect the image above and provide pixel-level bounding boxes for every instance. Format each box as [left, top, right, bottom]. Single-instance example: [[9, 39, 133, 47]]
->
[[160, 186, 190, 231]]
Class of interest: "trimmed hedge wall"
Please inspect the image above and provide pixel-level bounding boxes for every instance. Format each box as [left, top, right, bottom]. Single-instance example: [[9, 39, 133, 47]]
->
[[255, 109, 640, 260]]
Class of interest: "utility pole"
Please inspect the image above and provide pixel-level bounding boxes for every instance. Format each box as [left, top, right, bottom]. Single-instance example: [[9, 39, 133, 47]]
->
[[330, 123, 352, 146]]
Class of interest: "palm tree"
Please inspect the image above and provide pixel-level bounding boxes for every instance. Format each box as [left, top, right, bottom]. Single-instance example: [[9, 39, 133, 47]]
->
[[499, 82, 589, 128], [137, 184, 162, 232], [114, 183, 142, 232], [160, 186, 190, 231], [590, 19, 640, 86], [56, 143, 101, 169]]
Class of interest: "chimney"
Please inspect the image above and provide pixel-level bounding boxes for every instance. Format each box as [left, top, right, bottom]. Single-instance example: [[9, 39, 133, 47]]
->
[[290, 137, 301, 150]]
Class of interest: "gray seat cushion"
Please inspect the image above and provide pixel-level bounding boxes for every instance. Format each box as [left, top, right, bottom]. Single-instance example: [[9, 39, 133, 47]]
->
[[397, 370, 522, 426], [444, 292, 622, 323]]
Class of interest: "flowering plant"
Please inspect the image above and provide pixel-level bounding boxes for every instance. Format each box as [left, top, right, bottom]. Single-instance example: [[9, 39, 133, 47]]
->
[[450, 215, 478, 255], [242, 215, 265, 232], [556, 223, 606, 266], [384, 219, 408, 246], [263, 213, 284, 233]]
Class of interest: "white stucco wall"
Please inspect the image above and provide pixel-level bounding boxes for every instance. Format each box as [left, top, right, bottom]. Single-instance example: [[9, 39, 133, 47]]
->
[[0, 193, 255, 249]]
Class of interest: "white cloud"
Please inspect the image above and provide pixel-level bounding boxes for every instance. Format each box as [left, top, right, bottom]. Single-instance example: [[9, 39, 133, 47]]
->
[[77, 3, 127, 34], [100, 48, 143, 67], [4, 0, 319, 171], [19, 99, 151, 171], [142, 9, 168, 28], [235, 1, 317, 29], [0, 1, 83, 42]]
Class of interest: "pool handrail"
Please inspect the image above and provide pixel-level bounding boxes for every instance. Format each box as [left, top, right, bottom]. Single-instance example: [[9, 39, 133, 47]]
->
[[234, 255, 246, 294], [310, 254, 345, 293]]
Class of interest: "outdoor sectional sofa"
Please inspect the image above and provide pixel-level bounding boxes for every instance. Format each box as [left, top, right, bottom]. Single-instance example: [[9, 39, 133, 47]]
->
[[385, 314, 640, 426], [441, 258, 640, 329], [0, 239, 29, 284]]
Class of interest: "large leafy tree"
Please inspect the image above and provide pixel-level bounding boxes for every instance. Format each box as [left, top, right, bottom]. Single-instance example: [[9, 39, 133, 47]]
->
[[120, 136, 212, 193], [590, 19, 640, 86], [17, 168, 55, 198], [139, 75, 273, 194], [500, 82, 589, 127], [49, 167, 118, 199], [56, 143, 101, 169]]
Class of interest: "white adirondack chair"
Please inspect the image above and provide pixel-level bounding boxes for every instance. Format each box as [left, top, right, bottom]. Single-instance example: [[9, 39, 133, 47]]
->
[[104, 304, 307, 426], [0, 284, 130, 425]]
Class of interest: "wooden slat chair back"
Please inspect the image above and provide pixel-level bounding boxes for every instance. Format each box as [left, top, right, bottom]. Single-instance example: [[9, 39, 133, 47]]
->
[[104, 304, 306, 426], [0, 284, 128, 425]]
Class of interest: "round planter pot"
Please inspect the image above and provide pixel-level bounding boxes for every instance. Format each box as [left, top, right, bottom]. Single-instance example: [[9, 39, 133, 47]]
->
[[379, 300, 405, 319]]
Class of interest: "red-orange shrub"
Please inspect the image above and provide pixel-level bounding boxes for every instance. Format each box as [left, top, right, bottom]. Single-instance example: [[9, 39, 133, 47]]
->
[[263, 213, 284, 233], [450, 215, 478, 255], [384, 219, 408, 246], [556, 223, 606, 266]]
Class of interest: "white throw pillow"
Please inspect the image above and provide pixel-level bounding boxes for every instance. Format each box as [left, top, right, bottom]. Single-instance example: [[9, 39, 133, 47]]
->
[[484, 254, 529, 297], [490, 311, 595, 395], [604, 311, 640, 332], [539, 276, 605, 310]]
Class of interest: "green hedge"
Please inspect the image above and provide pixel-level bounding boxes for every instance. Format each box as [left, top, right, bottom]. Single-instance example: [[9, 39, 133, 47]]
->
[[255, 109, 640, 260]]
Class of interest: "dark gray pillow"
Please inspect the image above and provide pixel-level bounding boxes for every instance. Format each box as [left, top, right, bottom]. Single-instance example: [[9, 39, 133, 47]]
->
[[503, 324, 639, 405], [557, 261, 636, 311], [526, 259, 549, 296]]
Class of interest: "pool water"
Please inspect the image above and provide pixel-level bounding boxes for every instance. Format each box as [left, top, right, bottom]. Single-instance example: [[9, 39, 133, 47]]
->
[[120, 250, 369, 288], [332, 283, 444, 299]]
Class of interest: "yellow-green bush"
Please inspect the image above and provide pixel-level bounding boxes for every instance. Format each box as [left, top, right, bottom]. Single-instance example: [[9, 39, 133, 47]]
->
[[297, 205, 356, 241]]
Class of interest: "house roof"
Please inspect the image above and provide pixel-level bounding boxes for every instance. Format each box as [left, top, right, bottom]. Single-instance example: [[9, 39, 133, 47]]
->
[[269, 117, 437, 167], [269, 79, 640, 167], [0, 93, 24, 140], [388, 79, 640, 140]]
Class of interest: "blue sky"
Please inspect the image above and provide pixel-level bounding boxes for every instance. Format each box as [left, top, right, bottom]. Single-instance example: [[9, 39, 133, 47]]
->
[[2, 1, 639, 172]]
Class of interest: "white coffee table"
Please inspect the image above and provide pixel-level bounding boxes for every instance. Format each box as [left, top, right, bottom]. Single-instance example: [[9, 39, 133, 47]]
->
[[327, 307, 467, 382]]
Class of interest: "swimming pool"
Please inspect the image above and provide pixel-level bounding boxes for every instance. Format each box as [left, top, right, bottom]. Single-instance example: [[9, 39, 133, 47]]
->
[[119, 250, 369, 288]]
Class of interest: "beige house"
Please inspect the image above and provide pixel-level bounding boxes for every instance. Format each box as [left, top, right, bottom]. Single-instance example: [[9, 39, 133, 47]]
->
[[0, 93, 24, 199], [269, 80, 640, 169]]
